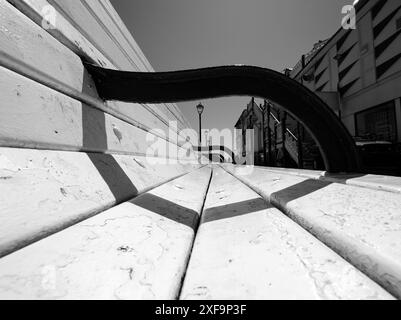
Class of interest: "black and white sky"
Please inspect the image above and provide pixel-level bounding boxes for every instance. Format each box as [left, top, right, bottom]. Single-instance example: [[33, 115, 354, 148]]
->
[[111, 0, 352, 131]]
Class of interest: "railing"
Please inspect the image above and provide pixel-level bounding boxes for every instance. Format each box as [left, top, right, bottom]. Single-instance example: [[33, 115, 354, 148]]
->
[[268, 112, 299, 164], [285, 131, 299, 163], [84, 64, 360, 173], [193, 145, 239, 164]]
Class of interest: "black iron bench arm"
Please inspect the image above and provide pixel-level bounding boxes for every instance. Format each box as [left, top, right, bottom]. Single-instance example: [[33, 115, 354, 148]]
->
[[84, 64, 360, 173]]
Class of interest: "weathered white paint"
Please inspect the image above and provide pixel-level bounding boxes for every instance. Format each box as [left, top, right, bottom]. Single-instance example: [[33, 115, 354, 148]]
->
[[0, 147, 200, 258], [1, 0, 397, 301], [0, 66, 196, 160], [326, 173, 401, 194], [0, 0, 85, 92], [180, 167, 393, 300], [0, 167, 211, 300], [5, 0, 190, 131], [79, 0, 152, 71], [0, 0, 189, 144], [251, 166, 325, 179], [253, 166, 401, 194], [99, 0, 192, 130], [222, 164, 401, 299], [52, 0, 189, 127]]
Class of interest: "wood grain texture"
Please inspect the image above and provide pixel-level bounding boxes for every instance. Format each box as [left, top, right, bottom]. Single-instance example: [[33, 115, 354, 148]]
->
[[67, 0, 189, 126], [251, 166, 401, 194], [1, 0, 188, 135], [5, 0, 189, 131], [0, 166, 212, 299], [0, 147, 201, 258], [222, 164, 401, 299], [0, 66, 197, 160], [181, 167, 393, 300], [91, 0, 192, 128]]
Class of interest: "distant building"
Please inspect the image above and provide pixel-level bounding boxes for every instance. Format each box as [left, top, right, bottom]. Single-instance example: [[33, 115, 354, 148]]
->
[[234, 99, 265, 165], [234, 98, 323, 169], [235, 0, 401, 174], [291, 0, 401, 144]]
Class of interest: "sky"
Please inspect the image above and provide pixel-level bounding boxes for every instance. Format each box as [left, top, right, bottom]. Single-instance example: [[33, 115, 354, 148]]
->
[[110, 0, 352, 131]]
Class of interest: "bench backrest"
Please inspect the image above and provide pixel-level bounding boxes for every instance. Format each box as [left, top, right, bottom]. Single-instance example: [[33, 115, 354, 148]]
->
[[0, 0, 200, 258]]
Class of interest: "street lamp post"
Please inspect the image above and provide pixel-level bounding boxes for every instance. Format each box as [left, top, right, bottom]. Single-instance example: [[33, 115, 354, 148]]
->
[[197, 103, 205, 146]]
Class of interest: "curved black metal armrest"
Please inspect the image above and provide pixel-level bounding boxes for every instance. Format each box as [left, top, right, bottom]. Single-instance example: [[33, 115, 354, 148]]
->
[[84, 63, 360, 173]]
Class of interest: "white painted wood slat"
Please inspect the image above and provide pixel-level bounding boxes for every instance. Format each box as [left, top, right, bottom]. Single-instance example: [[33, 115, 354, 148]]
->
[[250, 166, 401, 194], [0, 147, 200, 258], [0, 66, 197, 161], [5, 0, 189, 131], [180, 167, 393, 300], [77, 0, 190, 126], [0, 0, 190, 147], [0, 166, 212, 299], [222, 164, 401, 299], [1, 0, 191, 164]]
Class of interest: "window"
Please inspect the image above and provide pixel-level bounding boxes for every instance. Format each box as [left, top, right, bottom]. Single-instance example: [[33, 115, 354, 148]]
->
[[355, 101, 397, 141]]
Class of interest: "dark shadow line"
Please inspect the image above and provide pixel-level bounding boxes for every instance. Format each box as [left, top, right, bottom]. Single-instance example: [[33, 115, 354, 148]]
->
[[131, 193, 200, 230], [270, 179, 332, 205], [81, 67, 140, 201], [202, 197, 273, 224], [176, 167, 213, 299], [86, 153, 139, 201], [220, 166, 333, 210]]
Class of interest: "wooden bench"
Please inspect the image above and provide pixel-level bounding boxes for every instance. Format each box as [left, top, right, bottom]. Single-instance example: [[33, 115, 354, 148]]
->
[[180, 167, 392, 300], [0, 0, 201, 256], [222, 164, 401, 298], [0, 0, 203, 296], [1, 0, 400, 300], [0, 167, 211, 299]]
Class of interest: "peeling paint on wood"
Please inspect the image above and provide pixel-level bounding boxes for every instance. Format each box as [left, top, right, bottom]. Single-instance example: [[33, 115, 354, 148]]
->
[[0, 147, 201, 258], [222, 164, 401, 299], [0, 167, 211, 299], [180, 167, 394, 300]]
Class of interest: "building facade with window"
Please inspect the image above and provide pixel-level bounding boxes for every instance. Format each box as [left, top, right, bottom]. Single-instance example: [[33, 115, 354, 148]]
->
[[234, 0, 401, 173], [290, 0, 401, 145]]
